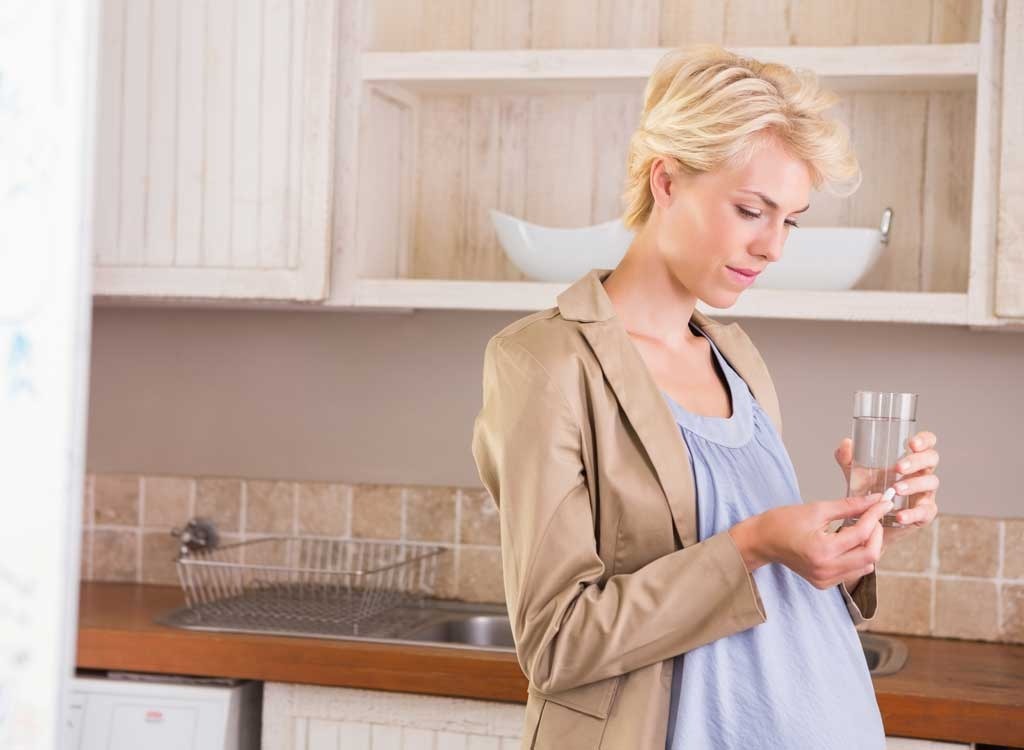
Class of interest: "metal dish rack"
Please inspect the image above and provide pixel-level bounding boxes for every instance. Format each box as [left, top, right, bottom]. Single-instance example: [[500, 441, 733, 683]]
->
[[171, 530, 447, 637]]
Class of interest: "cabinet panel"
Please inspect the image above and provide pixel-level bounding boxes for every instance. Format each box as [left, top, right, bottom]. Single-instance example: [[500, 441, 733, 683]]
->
[[994, 0, 1023, 317], [264, 684, 524, 750], [92, 0, 338, 301]]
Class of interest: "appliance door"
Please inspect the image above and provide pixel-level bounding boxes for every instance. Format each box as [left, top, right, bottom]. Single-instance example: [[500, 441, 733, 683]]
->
[[73, 683, 232, 750]]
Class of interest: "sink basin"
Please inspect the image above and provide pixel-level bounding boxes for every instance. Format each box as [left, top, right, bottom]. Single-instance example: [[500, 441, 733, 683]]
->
[[402, 614, 907, 677], [403, 615, 515, 649], [859, 632, 908, 676], [401, 614, 906, 677]]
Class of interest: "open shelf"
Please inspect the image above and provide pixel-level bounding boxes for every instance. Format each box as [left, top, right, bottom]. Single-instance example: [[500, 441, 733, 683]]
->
[[336, 6, 1011, 327], [352, 279, 968, 324], [361, 44, 979, 94]]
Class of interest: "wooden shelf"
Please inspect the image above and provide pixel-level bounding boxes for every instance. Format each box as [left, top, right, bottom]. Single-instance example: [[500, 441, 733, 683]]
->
[[361, 44, 979, 94], [352, 279, 968, 324]]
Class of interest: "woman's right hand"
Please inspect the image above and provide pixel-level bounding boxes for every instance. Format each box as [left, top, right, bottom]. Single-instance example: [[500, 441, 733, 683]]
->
[[729, 494, 892, 589]]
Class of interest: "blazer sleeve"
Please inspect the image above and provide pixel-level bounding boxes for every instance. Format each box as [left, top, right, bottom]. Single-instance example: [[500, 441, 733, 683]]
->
[[839, 572, 877, 625], [470, 336, 768, 693]]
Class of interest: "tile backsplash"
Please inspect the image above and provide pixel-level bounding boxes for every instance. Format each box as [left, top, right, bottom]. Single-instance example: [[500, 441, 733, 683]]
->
[[869, 516, 1024, 644], [82, 473, 502, 604], [81, 472, 1023, 645]]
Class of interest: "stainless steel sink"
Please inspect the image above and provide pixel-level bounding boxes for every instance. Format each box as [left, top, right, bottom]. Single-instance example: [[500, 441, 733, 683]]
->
[[160, 596, 907, 675], [395, 610, 908, 677], [377, 607, 908, 678], [402, 614, 515, 649]]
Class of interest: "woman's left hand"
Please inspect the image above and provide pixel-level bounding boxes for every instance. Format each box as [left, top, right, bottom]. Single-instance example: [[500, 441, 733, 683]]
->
[[834, 431, 940, 555]]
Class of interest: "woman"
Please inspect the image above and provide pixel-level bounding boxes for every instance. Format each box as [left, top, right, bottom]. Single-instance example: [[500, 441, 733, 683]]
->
[[471, 44, 940, 750]]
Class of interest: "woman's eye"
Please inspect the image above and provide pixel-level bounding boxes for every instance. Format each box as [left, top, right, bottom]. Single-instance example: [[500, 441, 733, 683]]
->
[[736, 205, 799, 229]]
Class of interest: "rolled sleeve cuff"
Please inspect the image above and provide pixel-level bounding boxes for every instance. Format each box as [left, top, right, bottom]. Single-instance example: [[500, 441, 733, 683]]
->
[[839, 570, 878, 625], [714, 529, 768, 627]]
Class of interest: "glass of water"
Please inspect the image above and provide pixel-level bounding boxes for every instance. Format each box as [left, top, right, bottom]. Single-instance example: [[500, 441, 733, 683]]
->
[[842, 391, 918, 528]]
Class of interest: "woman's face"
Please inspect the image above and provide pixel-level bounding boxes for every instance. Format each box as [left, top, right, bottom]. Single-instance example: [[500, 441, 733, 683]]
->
[[650, 139, 812, 308]]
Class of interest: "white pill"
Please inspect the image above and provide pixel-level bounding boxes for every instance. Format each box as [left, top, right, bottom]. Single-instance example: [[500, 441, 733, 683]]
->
[[882, 487, 897, 502]]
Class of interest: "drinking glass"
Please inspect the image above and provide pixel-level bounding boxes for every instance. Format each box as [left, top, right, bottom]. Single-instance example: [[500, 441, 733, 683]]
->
[[842, 391, 918, 529]]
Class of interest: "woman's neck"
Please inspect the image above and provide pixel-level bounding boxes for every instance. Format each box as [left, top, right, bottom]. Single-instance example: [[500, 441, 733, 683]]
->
[[601, 228, 703, 350]]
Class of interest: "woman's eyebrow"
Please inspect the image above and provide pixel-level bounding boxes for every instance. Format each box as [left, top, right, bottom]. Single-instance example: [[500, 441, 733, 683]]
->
[[739, 189, 810, 214]]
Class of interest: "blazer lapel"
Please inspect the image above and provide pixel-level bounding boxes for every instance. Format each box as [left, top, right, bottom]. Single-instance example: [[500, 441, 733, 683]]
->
[[580, 320, 700, 547], [558, 269, 782, 549]]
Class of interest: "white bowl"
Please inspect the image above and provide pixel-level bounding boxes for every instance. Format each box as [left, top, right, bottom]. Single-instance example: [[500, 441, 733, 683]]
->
[[753, 227, 886, 290], [489, 208, 887, 290], [489, 209, 633, 283]]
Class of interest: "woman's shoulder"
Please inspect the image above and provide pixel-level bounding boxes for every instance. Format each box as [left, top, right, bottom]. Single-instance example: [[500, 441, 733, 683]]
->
[[483, 306, 597, 389]]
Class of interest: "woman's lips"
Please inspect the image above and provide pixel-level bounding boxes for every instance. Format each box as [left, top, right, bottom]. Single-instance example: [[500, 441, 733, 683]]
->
[[726, 266, 760, 286]]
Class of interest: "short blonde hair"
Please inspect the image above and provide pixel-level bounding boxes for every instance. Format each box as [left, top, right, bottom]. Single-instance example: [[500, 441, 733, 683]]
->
[[622, 43, 861, 231]]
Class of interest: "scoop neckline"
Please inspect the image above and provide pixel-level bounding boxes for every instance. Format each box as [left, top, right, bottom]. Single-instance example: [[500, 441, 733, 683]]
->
[[659, 323, 754, 447]]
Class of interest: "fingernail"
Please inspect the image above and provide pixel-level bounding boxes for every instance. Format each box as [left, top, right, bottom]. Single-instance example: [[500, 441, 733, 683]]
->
[[882, 487, 897, 503], [895, 483, 908, 494]]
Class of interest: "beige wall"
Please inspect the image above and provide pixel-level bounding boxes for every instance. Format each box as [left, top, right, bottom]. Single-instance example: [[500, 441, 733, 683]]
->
[[86, 306, 1023, 519]]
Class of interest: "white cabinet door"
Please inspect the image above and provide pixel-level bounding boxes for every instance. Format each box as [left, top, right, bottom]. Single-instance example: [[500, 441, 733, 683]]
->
[[263, 684, 523, 750], [91, 0, 339, 301], [995, 0, 1024, 318]]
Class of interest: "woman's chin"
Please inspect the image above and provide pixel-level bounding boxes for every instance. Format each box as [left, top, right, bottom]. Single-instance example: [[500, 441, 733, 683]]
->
[[701, 288, 743, 310]]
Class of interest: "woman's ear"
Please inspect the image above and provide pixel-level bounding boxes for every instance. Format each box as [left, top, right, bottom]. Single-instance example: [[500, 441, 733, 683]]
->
[[649, 157, 676, 209]]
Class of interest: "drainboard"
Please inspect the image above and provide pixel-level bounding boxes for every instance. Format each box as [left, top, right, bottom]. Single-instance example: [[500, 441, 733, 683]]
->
[[157, 598, 516, 651]]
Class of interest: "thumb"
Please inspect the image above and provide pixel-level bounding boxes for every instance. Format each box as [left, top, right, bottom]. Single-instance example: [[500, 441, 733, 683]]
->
[[834, 437, 853, 466], [821, 493, 885, 522]]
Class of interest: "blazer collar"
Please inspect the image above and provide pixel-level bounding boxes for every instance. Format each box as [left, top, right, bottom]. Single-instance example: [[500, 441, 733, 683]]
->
[[558, 268, 777, 548]]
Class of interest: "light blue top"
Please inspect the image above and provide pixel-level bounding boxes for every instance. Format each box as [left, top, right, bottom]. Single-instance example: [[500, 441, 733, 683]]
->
[[664, 323, 884, 750]]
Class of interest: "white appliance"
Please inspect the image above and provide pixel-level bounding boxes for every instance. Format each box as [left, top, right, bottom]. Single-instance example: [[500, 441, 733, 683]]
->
[[65, 673, 261, 750]]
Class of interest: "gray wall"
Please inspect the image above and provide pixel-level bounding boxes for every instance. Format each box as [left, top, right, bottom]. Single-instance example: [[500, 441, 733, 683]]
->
[[86, 306, 1023, 518]]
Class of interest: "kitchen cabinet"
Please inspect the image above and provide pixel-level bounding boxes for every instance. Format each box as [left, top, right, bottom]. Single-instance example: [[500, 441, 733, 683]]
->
[[994, 0, 1024, 320], [88, 0, 1022, 328], [333, 0, 1017, 329], [91, 0, 339, 302]]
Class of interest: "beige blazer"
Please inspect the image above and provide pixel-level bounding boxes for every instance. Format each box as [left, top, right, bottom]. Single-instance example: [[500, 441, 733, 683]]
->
[[470, 268, 877, 749]]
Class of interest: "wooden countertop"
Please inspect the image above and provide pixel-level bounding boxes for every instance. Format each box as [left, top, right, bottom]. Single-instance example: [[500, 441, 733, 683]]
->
[[77, 582, 1024, 748]]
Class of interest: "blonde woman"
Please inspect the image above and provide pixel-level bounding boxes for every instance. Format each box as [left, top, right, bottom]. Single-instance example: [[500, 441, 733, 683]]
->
[[471, 44, 940, 749]]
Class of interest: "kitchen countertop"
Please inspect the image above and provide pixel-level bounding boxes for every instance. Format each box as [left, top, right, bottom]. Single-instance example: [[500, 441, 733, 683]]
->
[[77, 582, 1024, 748]]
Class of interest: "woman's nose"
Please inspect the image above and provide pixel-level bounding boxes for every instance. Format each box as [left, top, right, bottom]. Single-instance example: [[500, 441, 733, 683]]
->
[[754, 228, 787, 262]]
